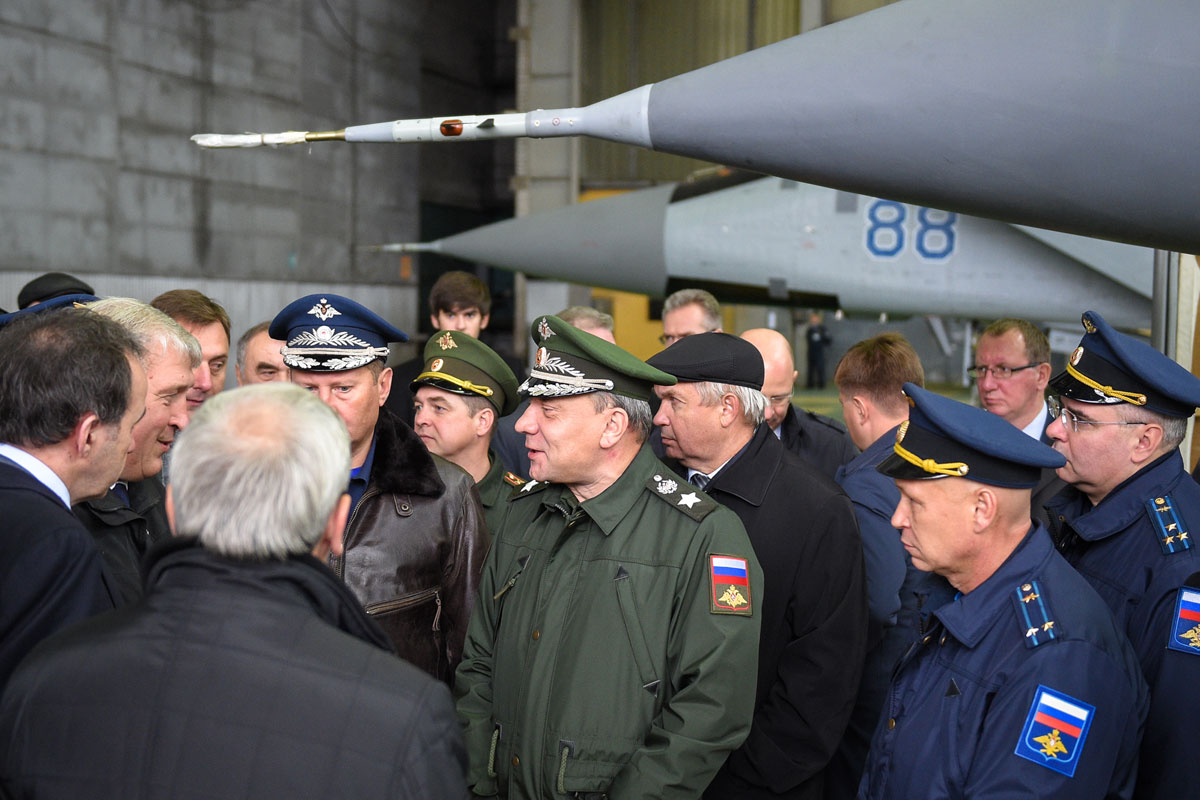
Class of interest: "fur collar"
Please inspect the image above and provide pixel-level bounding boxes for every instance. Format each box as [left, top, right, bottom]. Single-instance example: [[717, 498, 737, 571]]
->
[[368, 408, 445, 498]]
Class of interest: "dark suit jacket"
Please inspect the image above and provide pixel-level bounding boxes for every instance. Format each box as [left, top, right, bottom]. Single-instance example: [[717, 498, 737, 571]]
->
[[0, 458, 109, 688], [779, 405, 858, 480], [690, 426, 868, 799], [74, 478, 171, 607]]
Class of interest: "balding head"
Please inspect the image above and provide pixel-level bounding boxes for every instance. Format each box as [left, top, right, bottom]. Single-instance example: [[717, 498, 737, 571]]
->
[[740, 329, 798, 430]]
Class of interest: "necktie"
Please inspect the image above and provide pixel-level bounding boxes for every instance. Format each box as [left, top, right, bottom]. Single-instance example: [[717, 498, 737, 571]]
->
[[690, 473, 710, 490]]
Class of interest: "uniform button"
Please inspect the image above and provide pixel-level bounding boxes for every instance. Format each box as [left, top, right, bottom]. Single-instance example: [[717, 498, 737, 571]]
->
[[532, 629, 540, 640], [512, 755, 520, 767], [887, 718, 896, 730]]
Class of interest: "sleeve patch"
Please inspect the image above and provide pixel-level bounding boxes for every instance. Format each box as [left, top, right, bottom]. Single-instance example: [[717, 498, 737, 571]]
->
[[709, 554, 753, 616], [1012, 579, 1060, 648], [1145, 494, 1191, 554], [1167, 587, 1200, 655], [1013, 685, 1095, 777]]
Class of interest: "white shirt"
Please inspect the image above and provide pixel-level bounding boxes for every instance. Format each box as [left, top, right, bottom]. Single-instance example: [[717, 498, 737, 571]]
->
[[687, 454, 736, 488], [0, 443, 71, 508], [1020, 402, 1050, 441]]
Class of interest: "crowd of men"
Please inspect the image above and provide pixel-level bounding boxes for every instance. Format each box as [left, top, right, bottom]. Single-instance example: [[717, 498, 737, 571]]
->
[[0, 272, 1197, 800]]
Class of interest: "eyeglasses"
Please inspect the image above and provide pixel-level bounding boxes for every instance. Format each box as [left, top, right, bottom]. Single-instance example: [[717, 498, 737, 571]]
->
[[1048, 397, 1149, 433], [766, 392, 794, 406], [967, 363, 1043, 380], [658, 329, 717, 346]]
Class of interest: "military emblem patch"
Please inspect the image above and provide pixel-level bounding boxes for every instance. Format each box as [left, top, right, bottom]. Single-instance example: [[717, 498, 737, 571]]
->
[[1070, 346, 1084, 366], [307, 297, 341, 321], [430, 358, 444, 372], [537, 317, 555, 339], [1146, 495, 1191, 554], [1014, 685, 1094, 777], [1167, 588, 1200, 656], [535, 347, 548, 367], [710, 554, 752, 616], [437, 331, 457, 350]]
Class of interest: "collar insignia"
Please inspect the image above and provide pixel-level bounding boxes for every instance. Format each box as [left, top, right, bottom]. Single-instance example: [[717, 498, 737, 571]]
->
[[308, 298, 341, 322], [437, 331, 457, 350]]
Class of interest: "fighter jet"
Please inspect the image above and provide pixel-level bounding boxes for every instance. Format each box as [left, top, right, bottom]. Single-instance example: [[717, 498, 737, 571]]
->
[[192, 0, 1200, 254], [363, 172, 1152, 329]]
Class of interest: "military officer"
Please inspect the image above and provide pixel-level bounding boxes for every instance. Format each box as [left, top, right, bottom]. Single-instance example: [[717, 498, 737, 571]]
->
[[1044, 310, 1200, 800], [859, 384, 1147, 799], [411, 329, 525, 533], [455, 315, 763, 799]]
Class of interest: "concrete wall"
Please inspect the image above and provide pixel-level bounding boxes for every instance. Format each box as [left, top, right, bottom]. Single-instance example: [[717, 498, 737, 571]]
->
[[0, 0, 513, 330]]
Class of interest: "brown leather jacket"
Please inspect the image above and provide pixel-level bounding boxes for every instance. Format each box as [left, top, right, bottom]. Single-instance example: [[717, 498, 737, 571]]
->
[[331, 408, 488, 685]]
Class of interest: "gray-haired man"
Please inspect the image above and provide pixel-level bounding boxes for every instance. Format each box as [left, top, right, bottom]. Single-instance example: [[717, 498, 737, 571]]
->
[[1, 383, 467, 799]]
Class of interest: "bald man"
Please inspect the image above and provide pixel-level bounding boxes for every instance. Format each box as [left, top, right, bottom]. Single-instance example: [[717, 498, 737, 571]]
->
[[741, 328, 857, 479]]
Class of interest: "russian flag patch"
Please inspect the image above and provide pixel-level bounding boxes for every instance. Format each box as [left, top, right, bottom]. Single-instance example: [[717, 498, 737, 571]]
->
[[709, 554, 752, 616], [1167, 588, 1200, 656], [1014, 685, 1094, 777]]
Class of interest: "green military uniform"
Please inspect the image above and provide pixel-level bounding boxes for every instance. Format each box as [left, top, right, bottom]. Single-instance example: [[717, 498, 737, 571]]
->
[[411, 329, 524, 537], [477, 450, 525, 535], [455, 315, 763, 799]]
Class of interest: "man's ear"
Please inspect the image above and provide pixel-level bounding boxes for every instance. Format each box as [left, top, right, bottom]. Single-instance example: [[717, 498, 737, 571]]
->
[[1131, 422, 1166, 465], [430, 313, 441, 330], [313, 493, 350, 559], [972, 486, 999, 533], [719, 392, 740, 428], [598, 406, 630, 449], [376, 366, 393, 406], [165, 484, 177, 536], [479, 313, 490, 331], [475, 407, 495, 438], [71, 412, 101, 459], [1034, 362, 1052, 391]]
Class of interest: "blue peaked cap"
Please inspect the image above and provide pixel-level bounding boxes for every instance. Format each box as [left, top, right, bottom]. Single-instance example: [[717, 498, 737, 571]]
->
[[878, 383, 1064, 488], [1050, 310, 1200, 418], [270, 293, 407, 372], [0, 293, 100, 329]]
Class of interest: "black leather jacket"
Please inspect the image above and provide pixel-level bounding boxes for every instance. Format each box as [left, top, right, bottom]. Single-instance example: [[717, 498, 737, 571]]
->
[[332, 408, 488, 684]]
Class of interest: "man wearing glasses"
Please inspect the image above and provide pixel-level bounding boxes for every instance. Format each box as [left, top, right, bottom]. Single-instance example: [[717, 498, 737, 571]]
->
[[659, 288, 722, 347], [1044, 310, 1200, 800], [972, 319, 1062, 525], [971, 319, 1054, 442]]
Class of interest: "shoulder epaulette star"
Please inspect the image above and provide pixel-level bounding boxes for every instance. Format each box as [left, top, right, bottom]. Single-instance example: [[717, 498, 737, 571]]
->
[[1011, 579, 1061, 648], [645, 473, 717, 522], [502, 471, 526, 487], [510, 478, 549, 500], [1145, 495, 1192, 555]]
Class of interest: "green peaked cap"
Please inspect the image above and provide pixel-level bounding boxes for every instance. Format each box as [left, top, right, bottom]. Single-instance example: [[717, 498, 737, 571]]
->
[[412, 330, 520, 416], [520, 314, 676, 401]]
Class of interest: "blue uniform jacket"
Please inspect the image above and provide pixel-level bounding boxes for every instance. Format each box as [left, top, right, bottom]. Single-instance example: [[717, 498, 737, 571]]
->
[[859, 526, 1147, 800], [1047, 449, 1200, 800]]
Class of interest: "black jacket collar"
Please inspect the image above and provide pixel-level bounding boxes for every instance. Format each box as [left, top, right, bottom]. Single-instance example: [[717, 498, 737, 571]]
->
[[369, 407, 445, 498]]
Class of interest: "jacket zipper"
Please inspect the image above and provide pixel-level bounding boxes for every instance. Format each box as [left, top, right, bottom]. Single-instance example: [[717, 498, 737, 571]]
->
[[365, 585, 440, 615], [337, 486, 382, 580]]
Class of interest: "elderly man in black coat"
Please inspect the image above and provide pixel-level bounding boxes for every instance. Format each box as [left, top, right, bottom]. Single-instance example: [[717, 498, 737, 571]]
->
[[648, 333, 869, 800], [0, 383, 467, 799]]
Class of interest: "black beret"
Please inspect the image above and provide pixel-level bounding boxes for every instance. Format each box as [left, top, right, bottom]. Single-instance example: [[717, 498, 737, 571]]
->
[[646, 332, 764, 391]]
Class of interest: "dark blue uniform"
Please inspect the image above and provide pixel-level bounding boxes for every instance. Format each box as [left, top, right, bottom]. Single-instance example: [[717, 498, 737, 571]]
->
[[1047, 449, 1200, 800], [858, 527, 1147, 799]]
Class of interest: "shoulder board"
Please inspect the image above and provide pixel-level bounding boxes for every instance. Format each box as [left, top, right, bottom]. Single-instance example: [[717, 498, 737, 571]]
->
[[503, 471, 527, 487], [1145, 494, 1192, 555], [1011, 578, 1062, 648], [510, 478, 549, 500], [645, 473, 718, 522], [1166, 579, 1200, 656]]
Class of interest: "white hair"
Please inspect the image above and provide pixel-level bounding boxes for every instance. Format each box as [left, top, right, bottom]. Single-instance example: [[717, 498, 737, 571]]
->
[[87, 296, 202, 369], [1116, 403, 1188, 452], [693, 381, 767, 426], [170, 383, 351, 558], [590, 391, 654, 442]]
